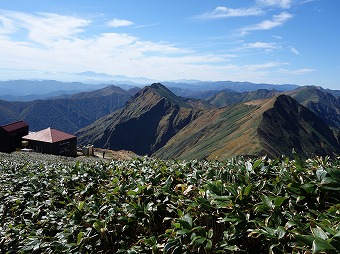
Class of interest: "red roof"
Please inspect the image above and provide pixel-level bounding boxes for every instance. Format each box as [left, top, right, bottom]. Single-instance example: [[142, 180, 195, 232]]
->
[[22, 127, 76, 143], [1, 121, 28, 132]]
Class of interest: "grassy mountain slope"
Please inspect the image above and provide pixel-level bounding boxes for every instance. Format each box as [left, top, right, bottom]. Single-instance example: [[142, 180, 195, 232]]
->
[[0, 85, 135, 133], [153, 102, 263, 160], [290, 86, 340, 128], [154, 95, 340, 160], [206, 89, 280, 107], [289, 86, 340, 143], [203, 85, 340, 143], [76, 83, 204, 155], [257, 95, 339, 158]]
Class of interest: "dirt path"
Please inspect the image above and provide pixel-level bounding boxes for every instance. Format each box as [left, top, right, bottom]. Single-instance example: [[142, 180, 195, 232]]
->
[[93, 148, 139, 160]]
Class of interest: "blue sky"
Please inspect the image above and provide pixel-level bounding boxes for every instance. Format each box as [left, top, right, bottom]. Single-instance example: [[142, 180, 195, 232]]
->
[[0, 0, 339, 89]]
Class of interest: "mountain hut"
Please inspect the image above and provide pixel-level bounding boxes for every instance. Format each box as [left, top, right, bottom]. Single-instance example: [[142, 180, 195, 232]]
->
[[22, 127, 77, 156], [0, 121, 29, 153]]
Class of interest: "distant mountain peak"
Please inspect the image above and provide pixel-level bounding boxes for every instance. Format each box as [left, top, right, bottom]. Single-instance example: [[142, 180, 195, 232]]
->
[[127, 83, 191, 109], [149, 83, 192, 108], [77, 71, 114, 78]]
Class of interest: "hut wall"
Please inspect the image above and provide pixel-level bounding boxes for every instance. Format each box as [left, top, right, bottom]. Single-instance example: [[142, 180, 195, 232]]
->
[[25, 137, 77, 156], [0, 128, 10, 153]]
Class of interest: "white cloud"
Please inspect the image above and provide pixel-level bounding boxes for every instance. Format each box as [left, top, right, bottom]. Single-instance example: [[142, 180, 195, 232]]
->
[[244, 42, 278, 50], [272, 35, 283, 39], [197, 6, 264, 19], [0, 15, 16, 34], [241, 12, 292, 35], [288, 46, 300, 55], [107, 18, 134, 27], [244, 61, 288, 70], [298, 0, 317, 4], [256, 0, 293, 9], [279, 68, 315, 74], [0, 10, 91, 45], [0, 10, 231, 81]]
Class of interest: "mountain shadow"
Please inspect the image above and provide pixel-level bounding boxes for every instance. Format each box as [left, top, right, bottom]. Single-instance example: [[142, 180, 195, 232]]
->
[[76, 83, 204, 155]]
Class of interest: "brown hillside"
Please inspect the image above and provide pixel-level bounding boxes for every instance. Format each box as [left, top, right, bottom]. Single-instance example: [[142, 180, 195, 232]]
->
[[153, 97, 275, 160], [154, 95, 340, 160]]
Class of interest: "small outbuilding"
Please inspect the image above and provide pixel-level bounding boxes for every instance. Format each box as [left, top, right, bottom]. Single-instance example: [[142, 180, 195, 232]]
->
[[0, 121, 29, 153], [22, 127, 77, 156]]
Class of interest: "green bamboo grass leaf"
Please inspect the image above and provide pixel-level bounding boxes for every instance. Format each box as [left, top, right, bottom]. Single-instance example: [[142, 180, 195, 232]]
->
[[315, 221, 337, 236], [206, 180, 224, 195], [207, 228, 213, 239], [276, 226, 286, 239], [171, 246, 183, 254], [205, 239, 212, 252], [177, 229, 191, 235], [164, 239, 179, 254], [242, 184, 252, 197], [127, 187, 139, 196], [220, 244, 240, 251], [177, 209, 184, 217], [326, 168, 340, 184], [77, 232, 84, 245], [195, 196, 211, 210], [294, 234, 315, 246], [191, 235, 207, 247], [311, 226, 328, 240], [261, 195, 274, 210], [252, 158, 263, 170], [316, 167, 327, 181], [321, 176, 337, 185], [162, 176, 173, 192], [178, 214, 193, 230], [274, 196, 288, 207], [333, 231, 340, 238], [77, 201, 85, 211], [93, 221, 105, 233], [75, 161, 80, 171], [192, 226, 206, 235], [173, 223, 181, 229], [210, 199, 231, 209], [312, 238, 336, 253]]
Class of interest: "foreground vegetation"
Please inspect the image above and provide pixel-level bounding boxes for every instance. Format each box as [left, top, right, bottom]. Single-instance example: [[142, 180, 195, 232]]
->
[[0, 152, 339, 253]]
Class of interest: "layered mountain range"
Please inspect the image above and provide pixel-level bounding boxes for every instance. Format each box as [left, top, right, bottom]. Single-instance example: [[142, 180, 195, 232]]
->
[[0, 85, 137, 133], [0, 80, 339, 159], [77, 83, 340, 159]]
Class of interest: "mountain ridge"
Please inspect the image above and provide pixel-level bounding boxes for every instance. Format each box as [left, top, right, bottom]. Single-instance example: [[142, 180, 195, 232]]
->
[[77, 83, 340, 159], [76, 83, 203, 155], [1, 80, 339, 159]]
